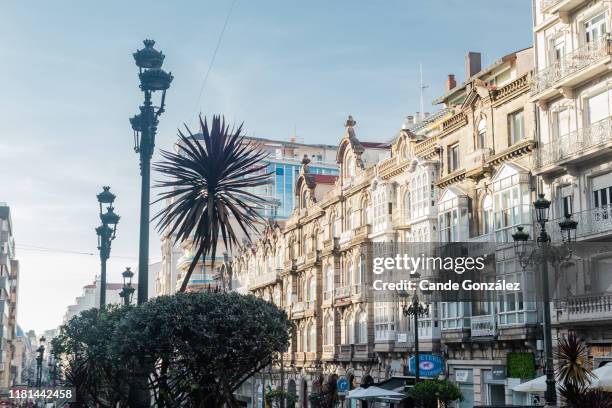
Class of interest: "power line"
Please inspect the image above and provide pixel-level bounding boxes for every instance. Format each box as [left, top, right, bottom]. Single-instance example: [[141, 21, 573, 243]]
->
[[192, 0, 238, 123], [16, 244, 137, 260]]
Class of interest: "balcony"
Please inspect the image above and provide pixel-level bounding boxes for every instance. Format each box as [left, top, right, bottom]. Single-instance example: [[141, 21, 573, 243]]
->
[[549, 205, 612, 241], [291, 301, 307, 319], [351, 283, 367, 301], [554, 294, 612, 324], [353, 343, 375, 361], [322, 344, 336, 360], [323, 237, 339, 253], [470, 315, 496, 337], [354, 224, 371, 240], [296, 255, 306, 266], [537, 117, 612, 171], [337, 344, 353, 361], [335, 286, 350, 300], [540, 0, 586, 15], [247, 270, 281, 291], [465, 148, 493, 178], [339, 230, 353, 246], [322, 290, 334, 306], [531, 37, 611, 102]]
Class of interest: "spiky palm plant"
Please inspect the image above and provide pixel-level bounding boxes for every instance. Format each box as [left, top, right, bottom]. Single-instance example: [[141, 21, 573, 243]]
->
[[556, 331, 596, 388], [154, 115, 270, 292]]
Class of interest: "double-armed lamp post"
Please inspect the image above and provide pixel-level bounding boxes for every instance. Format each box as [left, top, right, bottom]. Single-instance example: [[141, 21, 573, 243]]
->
[[512, 193, 578, 407], [96, 186, 120, 307], [119, 267, 136, 306], [130, 39, 173, 305], [401, 291, 430, 383]]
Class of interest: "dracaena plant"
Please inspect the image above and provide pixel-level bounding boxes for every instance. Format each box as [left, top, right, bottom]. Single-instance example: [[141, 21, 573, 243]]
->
[[154, 115, 271, 291]]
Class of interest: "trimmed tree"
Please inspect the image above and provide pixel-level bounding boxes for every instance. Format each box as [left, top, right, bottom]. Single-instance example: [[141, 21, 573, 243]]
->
[[112, 291, 291, 407], [52, 305, 133, 407], [409, 379, 463, 408]]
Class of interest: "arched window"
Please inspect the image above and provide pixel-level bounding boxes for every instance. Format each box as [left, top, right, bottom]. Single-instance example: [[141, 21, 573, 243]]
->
[[347, 261, 354, 287], [309, 277, 316, 301], [302, 190, 308, 208], [482, 195, 493, 235], [325, 266, 334, 293], [302, 327, 308, 352], [346, 315, 355, 344], [308, 322, 316, 352], [325, 315, 334, 345], [357, 254, 365, 285], [357, 312, 367, 344], [477, 118, 487, 148], [404, 190, 411, 220]]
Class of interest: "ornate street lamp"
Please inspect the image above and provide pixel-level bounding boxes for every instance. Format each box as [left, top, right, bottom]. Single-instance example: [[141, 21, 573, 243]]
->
[[96, 186, 120, 307], [401, 290, 430, 383], [131, 39, 172, 305], [35, 336, 45, 388], [120, 267, 136, 306], [512, 193, 578, 407]]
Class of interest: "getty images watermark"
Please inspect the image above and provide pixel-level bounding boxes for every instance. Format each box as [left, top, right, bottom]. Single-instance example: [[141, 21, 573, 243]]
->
[[371, 254, 521, 292]]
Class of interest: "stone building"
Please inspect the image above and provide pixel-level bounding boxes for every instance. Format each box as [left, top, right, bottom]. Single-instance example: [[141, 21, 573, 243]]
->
[[232, 46, 546, 407], [532, 0, 612, 372]]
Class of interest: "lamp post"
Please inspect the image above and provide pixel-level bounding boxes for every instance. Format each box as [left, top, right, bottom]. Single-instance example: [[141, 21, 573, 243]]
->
[[512, 193, 578, 407], [120, 267, 136, 306], [131, 39, 173, 305], [96, 186, 120, 308], [35, 336, 45, 388], [401, 292, 430, 383]]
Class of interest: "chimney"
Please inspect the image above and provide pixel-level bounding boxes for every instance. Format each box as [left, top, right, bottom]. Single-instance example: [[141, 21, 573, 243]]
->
[[446, 74, 456, 91], [465, 52, 482, 79]]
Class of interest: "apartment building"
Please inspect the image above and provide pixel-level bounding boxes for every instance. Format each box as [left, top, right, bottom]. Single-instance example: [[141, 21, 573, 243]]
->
[[230, 47, 545, 407], [532, 0, 612, 370], [431, 49, 539, 406], [62, 278, 136, 323], [0, 204, 19, 391]]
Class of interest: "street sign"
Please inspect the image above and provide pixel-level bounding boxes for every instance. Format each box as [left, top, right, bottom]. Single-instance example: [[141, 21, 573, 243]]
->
[[408, 354, 445, 378], [337, 376, 349, 393]]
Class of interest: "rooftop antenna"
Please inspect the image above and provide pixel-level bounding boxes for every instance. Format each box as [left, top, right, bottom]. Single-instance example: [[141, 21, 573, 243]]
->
[[419, 63, 429, 122]]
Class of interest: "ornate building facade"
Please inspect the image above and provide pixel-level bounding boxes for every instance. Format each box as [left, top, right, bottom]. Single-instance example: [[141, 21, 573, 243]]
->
[[231, 46, 552, 407], [532, 0, 612, 375]]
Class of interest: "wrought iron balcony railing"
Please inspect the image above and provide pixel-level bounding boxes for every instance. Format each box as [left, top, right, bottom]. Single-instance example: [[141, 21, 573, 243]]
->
[[531, 36, 610, 96], [548, 205, 612, 241], [537, 116, 612, 168]]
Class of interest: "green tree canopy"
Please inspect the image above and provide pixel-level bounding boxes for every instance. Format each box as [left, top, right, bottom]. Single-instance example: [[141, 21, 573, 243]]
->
[[409, 379, 463, 408], [112, 291, 292, 407], [52, 305, 133, 407]]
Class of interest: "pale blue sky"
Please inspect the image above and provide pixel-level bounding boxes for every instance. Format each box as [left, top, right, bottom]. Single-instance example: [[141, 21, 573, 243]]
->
[[0, 1, 532, 333]]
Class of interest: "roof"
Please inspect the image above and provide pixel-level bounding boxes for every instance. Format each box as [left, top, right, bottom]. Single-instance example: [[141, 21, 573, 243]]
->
[[188, 133, 337, 150], [361, 141, 390, 149], [432, 47, 532, 105], [311, 174, 338, 184]]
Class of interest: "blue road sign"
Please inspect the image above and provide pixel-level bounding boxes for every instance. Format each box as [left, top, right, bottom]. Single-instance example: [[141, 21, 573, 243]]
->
[[337, 376, 349, 392]]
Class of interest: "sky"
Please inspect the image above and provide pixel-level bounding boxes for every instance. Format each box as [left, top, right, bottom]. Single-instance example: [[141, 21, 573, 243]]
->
[[0, 1, 532, 333]]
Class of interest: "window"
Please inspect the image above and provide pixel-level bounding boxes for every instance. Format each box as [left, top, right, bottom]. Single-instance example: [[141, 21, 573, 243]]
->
[[553, 108, 571, 139], [585, 13, 606, 45], [403, 191, 411, 220], [477, 119, 486, 149], [345, 315, 355, 344], [439, 209, 459, 242], [508, 110, 525, 145], [493, 175, 531, 243], [587, 90, 609, 125], [592, 172, 612, 220], [549, 36, 565, 67], [308, 322, 316, 352], [357, 312, 367, 344], [346, 156, 355, 178], [302, 327, 308, 352], [482, 195, 493, 235], [375, 303, 395, 341], [309, 277, 316, 302], [448, 144, 460, 172], [325, 266, 334, 293], [324, 316, 334, 345]]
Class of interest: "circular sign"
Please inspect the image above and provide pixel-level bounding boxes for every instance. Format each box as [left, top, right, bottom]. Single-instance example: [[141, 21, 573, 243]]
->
[[408, 354, 445, 378], [337, 376, 349, 393]]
